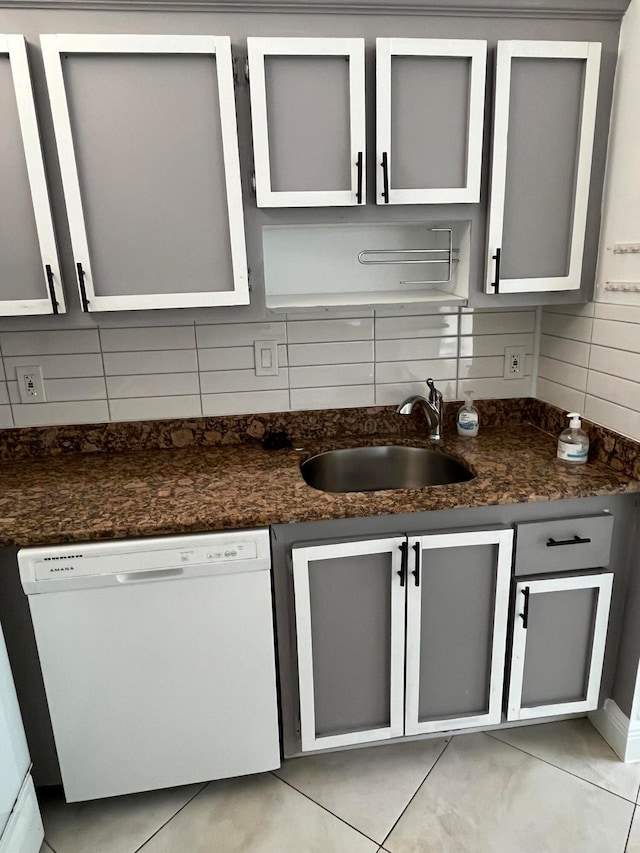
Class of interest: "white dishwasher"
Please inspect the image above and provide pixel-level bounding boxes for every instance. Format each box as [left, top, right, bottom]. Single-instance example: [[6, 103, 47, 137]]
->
[[18, 529, 280, 803]]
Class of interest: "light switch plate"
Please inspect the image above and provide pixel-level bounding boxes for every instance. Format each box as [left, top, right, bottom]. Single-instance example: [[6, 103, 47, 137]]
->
[[254, 340, 279, 376], [16, 365, 46, 403]]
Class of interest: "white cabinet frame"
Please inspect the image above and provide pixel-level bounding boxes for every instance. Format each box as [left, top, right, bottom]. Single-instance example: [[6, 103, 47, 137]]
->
[[507, 573, 613, 721], [292, 538, 406, 752], [405, 528, 513, 735], [485, 40, 601, 294], [376, 38, 486, 205], [0, 35, 65, 316], [41, 33, 249, 312], [247, 37, 366, 208]]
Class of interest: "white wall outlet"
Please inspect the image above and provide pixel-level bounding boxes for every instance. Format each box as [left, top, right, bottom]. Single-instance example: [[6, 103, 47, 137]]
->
[[504, 347, 524, 380], [16, 365, 46, 404], [254, 340, 279, 377]]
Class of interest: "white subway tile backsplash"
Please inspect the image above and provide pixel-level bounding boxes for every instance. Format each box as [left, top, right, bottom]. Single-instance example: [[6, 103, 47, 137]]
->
[[289, 364, 374, 389], [375, 337, 458, 362], [460, 311, 536, 336], [375, 314, 458, 340], [538, 356, 588, 393], [12, 401, 109, 428], [375, 380, 457, 404], [287, 318, 373, 344], [586, 370, 640, 412], [103, 350, 198, 376], [4, 354, 105, 379], [200, 369, 289, 394], [288, 341, 373, 367], [375, 306, 459, 318], [585, 395, 640, 442], [202, 390, 290, 416], [457, 356, 506, 379], [459, 333, 534, 358], [540, 313, 593, 343], [589, 345, 640, 384], [290, 385, 375, 410], [593, 302, 640, 324], [544, 303, 595, 317], [0, 383, 9, 405], [592, 319, 640, 353], [106, 373, 200, 399], [109, 396, 202, 422], [0, 330, 100, 356], [100, 326, 196, 352], [0, 405, 13, 428], [539, 334, 590, 368], [198, 346, 287, 372], [457, 376, 533, 399], [196, 322, 286, 348], [8, 378, 106, 404], [376, 359, 457, 385], [536, 377, 586, 417]]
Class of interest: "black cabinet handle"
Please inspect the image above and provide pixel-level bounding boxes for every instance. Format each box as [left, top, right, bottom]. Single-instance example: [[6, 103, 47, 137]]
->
[[45, 264, 59, 315], [381, 152, 389, 203], [520, 586, 530, 629], [356, 151, 363, 204], [490, 248, 501, 293], [76, 262, 90, 312], [546, 535, 592, 547], [398, 541, 407, 587], [412, 542, 420, 587]]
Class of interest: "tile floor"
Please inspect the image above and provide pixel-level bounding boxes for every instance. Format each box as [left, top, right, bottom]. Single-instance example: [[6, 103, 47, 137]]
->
[[37, 718, 640, 853]]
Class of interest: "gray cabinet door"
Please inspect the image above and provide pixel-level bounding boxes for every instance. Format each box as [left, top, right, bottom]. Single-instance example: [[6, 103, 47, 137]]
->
[[0, 35, 64, 316], [507, 573, 613, 720], [485, 41, 601, 294], [405, 528, 512, 734], [292, 537, 405, 752]]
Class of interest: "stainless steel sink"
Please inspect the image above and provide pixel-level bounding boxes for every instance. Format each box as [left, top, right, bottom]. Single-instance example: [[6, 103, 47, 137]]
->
[[300, 446, 474, 493]]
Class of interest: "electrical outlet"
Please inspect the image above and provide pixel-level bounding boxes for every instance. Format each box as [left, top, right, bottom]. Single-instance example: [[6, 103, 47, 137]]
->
[[504, 347, 523, 380], [16, 365, 46, 404]]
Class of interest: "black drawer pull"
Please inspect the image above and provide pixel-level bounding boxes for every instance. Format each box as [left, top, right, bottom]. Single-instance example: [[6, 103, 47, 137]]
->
[[546, 535, 592, 547], [381, 151, 389, 203], [520, 586, 530, 629], [356, 151, 363, 204], [412, 542, 420, 587], [398, 541, 407, 587]]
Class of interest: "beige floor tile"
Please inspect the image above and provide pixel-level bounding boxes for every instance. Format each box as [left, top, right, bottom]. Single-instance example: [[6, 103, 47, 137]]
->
[[626, 807, 640, 852], [274, 738, 449, 843], [489, 718, 640, 801], [39, 843, 54, 853], [39, 783, 203, 853], [384, 733, 634, 853], [138, 773, 378, 853]]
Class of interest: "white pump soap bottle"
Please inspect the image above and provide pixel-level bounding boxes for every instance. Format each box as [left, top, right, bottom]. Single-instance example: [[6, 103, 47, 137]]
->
[[557, 412, 589, 464], [457, 390, 479, 437]]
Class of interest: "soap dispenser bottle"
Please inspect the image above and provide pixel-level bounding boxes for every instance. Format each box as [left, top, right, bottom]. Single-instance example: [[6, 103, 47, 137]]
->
[[557, 412, 589, 464], [457, 390, 479, 437]]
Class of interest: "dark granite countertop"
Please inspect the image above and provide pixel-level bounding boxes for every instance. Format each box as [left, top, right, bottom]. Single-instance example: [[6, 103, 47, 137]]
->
[[0, 420, 637, 548]]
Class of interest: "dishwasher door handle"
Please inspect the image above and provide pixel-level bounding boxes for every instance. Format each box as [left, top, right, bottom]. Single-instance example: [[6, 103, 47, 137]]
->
[[116, 568, 185, 583]]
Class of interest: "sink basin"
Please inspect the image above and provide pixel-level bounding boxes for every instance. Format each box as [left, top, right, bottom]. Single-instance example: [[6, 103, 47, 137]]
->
[[300, 446, 474, 493]]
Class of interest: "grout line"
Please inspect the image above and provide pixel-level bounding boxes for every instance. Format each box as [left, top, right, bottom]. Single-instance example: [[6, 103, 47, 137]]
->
[[624, 803, 637, 852], [380, 736, 453, 848], [96, 326, 111, 423], [271, 771, 382, 847], [132, 781, 209, 853], [193, 321, 204, 417], [483, 731, 639, 804]]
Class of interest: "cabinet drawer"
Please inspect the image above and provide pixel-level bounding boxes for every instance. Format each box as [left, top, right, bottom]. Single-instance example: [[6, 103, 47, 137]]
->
[[513, 514, 613, 576]]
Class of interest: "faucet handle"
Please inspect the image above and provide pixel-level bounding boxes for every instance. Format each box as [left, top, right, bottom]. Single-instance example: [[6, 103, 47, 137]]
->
[[426, 378, 442, 402]]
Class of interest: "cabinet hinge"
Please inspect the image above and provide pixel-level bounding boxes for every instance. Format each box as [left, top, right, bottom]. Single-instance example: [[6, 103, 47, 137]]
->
[[244, 57, 250, 84], [251, 171, 257, 194]]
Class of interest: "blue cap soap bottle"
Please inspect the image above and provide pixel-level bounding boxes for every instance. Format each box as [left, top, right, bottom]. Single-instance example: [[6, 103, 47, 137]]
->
[[457, 390, 479, 437]]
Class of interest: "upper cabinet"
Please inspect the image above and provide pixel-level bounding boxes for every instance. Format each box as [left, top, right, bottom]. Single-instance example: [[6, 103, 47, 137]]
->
[[485, 40, 601, 294], [247, 37, 366, 208], [376, 38, 487, 205], [41, 33, 249, 312], [0, 35, 65, 316]]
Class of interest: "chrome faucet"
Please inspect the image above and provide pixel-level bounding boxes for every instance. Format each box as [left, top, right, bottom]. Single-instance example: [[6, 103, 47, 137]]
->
[[396, 378, 444, 441]]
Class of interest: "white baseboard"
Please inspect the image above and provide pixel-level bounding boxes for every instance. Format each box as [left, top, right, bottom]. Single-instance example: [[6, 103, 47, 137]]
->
[[589, 699, 640, 763]]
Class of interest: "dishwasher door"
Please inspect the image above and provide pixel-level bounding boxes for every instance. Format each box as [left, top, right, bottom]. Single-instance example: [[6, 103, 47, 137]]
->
[[18, 530, 280, 802]]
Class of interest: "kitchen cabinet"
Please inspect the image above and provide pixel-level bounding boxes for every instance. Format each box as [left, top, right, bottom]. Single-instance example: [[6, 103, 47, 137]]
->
[[0, 35, 65, 316], [376, 38, 486, 205], [485, 40, 601, 294], [42, 33, 249, 312], [247, 37, 366, 208], [291, 527, 512, 752], [506, 512, 615, 720]]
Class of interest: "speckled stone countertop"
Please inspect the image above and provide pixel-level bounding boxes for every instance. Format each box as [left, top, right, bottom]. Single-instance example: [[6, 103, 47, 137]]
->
[[0, 411, 637, 547]]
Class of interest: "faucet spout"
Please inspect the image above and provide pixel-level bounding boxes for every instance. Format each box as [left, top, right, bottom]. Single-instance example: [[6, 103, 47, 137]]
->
[[396, 378, 444, 441]]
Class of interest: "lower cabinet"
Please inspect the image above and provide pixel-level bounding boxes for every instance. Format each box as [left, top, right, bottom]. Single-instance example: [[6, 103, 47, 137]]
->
[[506, 572, 613, 721], [291, 527, 513, 752]]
